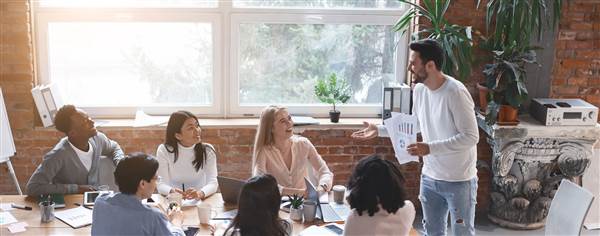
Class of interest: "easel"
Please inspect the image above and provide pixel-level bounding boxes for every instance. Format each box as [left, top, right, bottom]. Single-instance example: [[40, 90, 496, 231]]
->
[[1, 88, 22, 195]]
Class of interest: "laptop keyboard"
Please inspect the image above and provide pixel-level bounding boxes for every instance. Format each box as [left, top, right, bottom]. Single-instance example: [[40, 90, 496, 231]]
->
[[321, 204, 343, 222]]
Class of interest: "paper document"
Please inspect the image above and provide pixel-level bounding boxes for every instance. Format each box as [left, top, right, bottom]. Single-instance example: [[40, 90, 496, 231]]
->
[[384, 112, 419, 164], [0, 203, 14, 211], [299, 223, 344, 236], [54, 206, 93, 229], [8, 222, 28, 233], [291, 116, 320, 126], [134, 110, 168, 127], [0, 212, 17, 225]]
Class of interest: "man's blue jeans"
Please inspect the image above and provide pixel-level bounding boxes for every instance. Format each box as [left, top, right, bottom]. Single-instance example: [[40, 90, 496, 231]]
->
[[419, 174, 478, 236]]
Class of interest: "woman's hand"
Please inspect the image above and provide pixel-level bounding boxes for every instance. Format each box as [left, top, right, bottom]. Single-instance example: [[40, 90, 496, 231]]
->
[[183, 188, 205, 200], [170, 188, 184, 194]]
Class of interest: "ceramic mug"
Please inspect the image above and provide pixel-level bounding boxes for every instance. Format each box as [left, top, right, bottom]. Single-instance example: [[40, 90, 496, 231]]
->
[[332, 185, 346, 204]]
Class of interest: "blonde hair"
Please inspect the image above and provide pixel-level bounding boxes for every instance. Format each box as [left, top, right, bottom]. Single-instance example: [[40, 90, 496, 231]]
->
[[253, 105, 288, 167]]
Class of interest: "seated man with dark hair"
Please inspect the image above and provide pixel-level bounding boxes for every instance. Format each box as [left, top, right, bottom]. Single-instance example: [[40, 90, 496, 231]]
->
[[26, 105, 124, 196], [92, 152, 184, 236]]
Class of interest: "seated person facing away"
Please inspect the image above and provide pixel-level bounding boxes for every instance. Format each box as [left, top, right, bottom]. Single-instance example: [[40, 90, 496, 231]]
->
[[252, 105, 333, 195], [92, 152, 184, 236], [343, 154, 415, 236], [223, 174, 291, 236], [26, 105, 124, 196], [156, 111, 218, 200]]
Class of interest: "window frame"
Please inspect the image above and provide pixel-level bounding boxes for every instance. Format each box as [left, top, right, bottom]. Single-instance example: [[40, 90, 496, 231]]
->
[[228, 12, 409, 117], [32, 2, 410, 119]]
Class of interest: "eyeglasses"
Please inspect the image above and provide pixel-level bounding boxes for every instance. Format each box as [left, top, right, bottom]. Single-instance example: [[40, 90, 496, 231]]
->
[[151, 175, 162, 182]]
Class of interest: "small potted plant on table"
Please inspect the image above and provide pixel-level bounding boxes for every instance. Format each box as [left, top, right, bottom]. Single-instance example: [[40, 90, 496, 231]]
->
[[288, 194, 304, 221]]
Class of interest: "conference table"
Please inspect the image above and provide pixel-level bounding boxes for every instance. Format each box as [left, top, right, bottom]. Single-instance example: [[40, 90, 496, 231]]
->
[[0, 193, 418, 235]]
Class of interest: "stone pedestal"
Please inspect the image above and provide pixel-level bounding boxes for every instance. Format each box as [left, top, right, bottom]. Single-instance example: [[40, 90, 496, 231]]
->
[[478, 114, 600, 229]]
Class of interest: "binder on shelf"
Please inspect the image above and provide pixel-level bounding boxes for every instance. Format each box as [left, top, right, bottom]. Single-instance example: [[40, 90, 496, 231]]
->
[[31, 84, 63, 127], [382, 84, 411, 121]]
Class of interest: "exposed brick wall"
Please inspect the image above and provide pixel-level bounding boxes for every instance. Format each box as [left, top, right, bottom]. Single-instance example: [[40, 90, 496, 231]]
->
[[552, 0, 600, 116], [1, 0, 596, 217]]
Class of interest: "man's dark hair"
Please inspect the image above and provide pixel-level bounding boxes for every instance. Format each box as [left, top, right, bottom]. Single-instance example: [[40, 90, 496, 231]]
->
[[347, 154, 408, 217], [114, 152, 159, 194], [54, 105, 77, 134], [409, 39, 444, 71]]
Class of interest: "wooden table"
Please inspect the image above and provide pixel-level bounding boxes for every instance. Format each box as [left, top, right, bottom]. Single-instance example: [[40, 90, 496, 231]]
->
[[1, 194, 417, 235]]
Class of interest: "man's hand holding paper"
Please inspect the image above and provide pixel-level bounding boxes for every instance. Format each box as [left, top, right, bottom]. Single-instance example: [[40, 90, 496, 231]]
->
[[383, 112, 419, 164]]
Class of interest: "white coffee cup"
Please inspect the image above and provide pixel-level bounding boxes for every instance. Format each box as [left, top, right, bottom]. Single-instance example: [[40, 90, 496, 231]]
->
[[332, 185, 346, 204], [196, 202, 217, 225]]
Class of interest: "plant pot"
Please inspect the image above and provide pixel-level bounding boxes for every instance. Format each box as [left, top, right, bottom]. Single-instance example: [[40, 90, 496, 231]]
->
[[498, 105, 519, 124], [289, 205, 303, 221], [329, 110, 341, 123], [477, 82, 489, 113]]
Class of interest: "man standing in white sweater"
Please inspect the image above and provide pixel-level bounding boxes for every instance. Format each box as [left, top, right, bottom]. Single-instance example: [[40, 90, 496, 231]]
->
[[352, 39, 479, 236]]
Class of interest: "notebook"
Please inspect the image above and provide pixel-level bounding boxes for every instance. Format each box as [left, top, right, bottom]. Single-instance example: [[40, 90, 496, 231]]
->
[[54, 206, 93, 229]]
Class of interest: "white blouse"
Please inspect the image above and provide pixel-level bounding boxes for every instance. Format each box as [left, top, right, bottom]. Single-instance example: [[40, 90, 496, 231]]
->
[[253, 135, 333, 195], [343, 200, 416, 236], [155, 143, 218, 197]]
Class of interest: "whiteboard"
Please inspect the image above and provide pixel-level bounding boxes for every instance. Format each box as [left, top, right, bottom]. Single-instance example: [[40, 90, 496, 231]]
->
[[0, 87, 16, 162]]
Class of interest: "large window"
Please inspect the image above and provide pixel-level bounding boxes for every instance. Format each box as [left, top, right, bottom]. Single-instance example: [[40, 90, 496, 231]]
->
[[34, 1, 408, 118]]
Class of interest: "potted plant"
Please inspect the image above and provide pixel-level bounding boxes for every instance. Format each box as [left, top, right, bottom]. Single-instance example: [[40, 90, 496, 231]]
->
[[394, 0, 473, 82], [477, 0, 563, 125], [314, 73, 351, 123], [287, 194, 304, 221]]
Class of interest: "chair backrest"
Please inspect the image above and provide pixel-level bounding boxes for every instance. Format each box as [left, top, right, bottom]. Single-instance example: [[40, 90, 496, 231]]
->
[[545, 179, 595, 236]]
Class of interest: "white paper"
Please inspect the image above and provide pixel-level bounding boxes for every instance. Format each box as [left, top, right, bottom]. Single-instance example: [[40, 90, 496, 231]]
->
[[182, 199, 199, 207], [7, 222, 28, 233], [0, 212, 18, 225], [0, 203, 14, 211], [384, 112, 419, 164], [299, 223, 344, 236], [133, 110, 168, 127], [54, 206, 93, 228]]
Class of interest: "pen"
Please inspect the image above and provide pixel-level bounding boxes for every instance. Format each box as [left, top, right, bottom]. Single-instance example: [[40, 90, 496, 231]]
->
[[11, 203, 32, 210]]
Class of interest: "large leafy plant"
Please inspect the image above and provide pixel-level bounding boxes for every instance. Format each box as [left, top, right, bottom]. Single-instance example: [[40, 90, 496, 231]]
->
[[394, 0, 473, 82], [314, 73, 351, 112], [478, 0, 563, 124]]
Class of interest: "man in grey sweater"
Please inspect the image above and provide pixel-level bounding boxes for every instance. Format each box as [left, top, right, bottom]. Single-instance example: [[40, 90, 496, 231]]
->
[[26, 105, 124, 196]]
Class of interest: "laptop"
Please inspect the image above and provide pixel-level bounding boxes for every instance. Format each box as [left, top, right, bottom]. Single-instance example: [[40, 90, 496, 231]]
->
[[304, 178, 351, 223], [217, 176, 245, 205]]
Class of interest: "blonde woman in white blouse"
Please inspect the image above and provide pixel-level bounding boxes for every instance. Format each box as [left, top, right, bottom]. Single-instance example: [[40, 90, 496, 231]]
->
[[156, 111, 218, 200], [252, 105, 333, 195]]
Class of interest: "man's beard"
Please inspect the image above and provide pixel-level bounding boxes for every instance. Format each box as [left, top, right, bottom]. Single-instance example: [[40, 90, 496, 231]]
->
[[411, 69, 428, 84]]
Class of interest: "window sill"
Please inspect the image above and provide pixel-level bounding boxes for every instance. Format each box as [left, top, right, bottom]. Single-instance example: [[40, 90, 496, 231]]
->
[[90, 117, 382, 130]]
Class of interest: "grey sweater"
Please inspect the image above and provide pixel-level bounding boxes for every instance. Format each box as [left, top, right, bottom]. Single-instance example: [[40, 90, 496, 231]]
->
[[26, 132, 124, 196]]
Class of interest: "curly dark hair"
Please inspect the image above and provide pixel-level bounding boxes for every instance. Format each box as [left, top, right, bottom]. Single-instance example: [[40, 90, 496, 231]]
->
[[53, 105, 77, 134], [347, 154, 408, 217]]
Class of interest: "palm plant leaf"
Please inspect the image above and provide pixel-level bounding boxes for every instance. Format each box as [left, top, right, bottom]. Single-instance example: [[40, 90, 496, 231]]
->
[[395, 0, 473, 81]]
